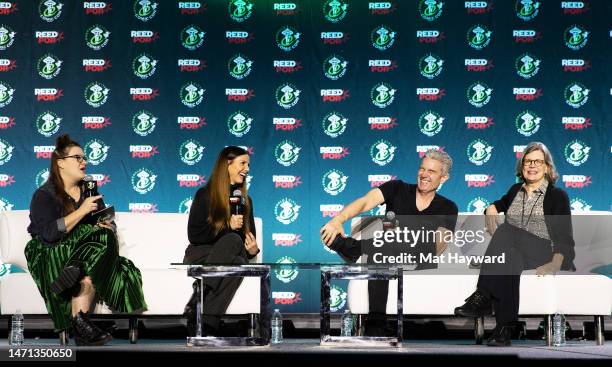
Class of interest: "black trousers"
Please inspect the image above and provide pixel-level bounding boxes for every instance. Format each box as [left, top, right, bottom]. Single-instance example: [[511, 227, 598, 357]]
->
[[365, 238, 435, 315], [183, 233, 247, 328], [477, 223, 553, 326], [183, 232, 270, 335]]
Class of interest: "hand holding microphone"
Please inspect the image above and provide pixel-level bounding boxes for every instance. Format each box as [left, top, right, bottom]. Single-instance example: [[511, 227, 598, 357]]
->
[[229, 189, 245, 230], [83, 176, 102, 203], [79, 195, 103, 215], [230, 215, 244, 230], [81, 176, 103, 215], [382, 211, 399, 232]]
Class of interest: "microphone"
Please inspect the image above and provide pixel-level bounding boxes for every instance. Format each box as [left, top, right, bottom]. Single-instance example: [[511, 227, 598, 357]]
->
[[82, 175, 103, 213], [229, 189, 244, 215], [82, 175, 99, 198], [382, 211, 398, 232]]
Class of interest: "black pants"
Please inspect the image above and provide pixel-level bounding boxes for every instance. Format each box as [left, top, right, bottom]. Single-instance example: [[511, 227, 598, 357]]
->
[[330, 233, 435, 315], [477, 223, 553, 326], [366, 239, 436, 315], [183, 233, 248, 329], [183, 233, 270, 335]]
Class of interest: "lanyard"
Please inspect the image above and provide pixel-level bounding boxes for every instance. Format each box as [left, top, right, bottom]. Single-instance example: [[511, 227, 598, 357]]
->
[[521, 190, 543, 229]]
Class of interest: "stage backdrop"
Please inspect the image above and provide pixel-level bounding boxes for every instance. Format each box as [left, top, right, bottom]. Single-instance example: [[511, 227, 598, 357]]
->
[[0, 0, 610, 313]]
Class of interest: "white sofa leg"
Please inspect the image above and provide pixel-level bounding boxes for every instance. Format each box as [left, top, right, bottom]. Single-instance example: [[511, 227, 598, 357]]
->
[[59, 330, 69, 346], [355, 314, 365, 337], [129, 317, 138, 344], [545, 315, 553, 347], [474, 317, 484, 345], [595, 316, 605, 346]]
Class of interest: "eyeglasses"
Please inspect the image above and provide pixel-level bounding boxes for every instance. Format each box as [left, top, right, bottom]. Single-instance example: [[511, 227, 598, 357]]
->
[[61, 155, 87, 163], [523, 159, 545, 167]]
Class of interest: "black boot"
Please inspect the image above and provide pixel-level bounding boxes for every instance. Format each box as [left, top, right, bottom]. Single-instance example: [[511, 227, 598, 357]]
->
[[185, 282, 214, 337], [454, 289, 493, 317], [50, 265, 84, 295], [72, 311, 112, 346], [486, 325, 513, 347], [365, 313, 393, 337], [183, 281, 199, 316], [184, 281, 200, 337]]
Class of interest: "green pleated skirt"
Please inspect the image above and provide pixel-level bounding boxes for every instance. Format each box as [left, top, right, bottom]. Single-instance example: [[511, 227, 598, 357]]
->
[[24, 224, 147, 331]]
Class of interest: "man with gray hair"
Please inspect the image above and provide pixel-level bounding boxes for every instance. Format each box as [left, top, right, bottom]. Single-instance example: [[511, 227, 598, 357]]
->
[[320, 149, 458, 336]]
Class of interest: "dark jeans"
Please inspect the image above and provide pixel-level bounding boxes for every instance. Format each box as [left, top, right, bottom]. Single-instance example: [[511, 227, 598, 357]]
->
[[477, 223, 553, 325]]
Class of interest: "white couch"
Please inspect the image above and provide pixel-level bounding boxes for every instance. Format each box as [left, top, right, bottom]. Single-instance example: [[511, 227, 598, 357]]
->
[[0, 210, 263, 341], [346, 212, 611, 344]]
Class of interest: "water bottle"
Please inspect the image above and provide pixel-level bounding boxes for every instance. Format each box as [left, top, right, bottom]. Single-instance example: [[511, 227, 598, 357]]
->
[[271, 309, 283, 344], [340, 310, 354, 336], [552, 313, 566, 346], [10, 310, 24, 346]]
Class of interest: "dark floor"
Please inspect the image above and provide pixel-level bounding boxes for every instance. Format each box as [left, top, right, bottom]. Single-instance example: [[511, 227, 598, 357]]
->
[[2, 317, 610, 364], [1, 338, 611, 364]]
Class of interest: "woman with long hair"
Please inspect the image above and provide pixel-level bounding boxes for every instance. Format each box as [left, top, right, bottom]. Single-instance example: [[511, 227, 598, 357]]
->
[[25, 134, 147, 346], [454, 142, 575, 346], [183, 146, 261, 337]]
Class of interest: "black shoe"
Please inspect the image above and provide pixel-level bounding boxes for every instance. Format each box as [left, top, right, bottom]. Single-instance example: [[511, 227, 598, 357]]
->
[[454, 289, 493, 317], [219, 320, 248, 337], [328, 235, 360, 263], [184, 282, 214, 337], [72, 311, 112, 346], [486, 325, 513, 347], [183, 289, 199, 317], [365, 315, 394, 337], [51, 265, 84, 295]]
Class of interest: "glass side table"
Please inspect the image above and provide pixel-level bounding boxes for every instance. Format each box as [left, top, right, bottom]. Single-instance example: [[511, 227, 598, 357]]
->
[[320, 265, 404, 347], [186, 264, 271, 346]]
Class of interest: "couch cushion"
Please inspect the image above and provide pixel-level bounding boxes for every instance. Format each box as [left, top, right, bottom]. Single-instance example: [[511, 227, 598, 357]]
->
[[0, 210, 31, 270], [139, 268, 261, 315], [0, 273, 48, 314], [0, 211, 263, 270], [0, 269, 263, 316], [554, 273, 611, 315]]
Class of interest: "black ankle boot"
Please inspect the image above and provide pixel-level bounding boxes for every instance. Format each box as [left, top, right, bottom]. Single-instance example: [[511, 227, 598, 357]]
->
[[72, 311, 112, 346], [454, 289, 493, 317], [183, 281, 200, 316], [51, 265, 84, 295], [486, 325, 513, 347], [185, 282, 212, 337]]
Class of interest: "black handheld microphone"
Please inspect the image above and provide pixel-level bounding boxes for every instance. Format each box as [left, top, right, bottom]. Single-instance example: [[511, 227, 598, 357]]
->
[[82, 175, 103, 213], [82, 175, 99, 198], [230, 189, 244, 215], [382, 211, 398, 231]]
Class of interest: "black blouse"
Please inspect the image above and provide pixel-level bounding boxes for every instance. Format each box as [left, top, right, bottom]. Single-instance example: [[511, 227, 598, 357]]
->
[[27, 181, 102, 247]]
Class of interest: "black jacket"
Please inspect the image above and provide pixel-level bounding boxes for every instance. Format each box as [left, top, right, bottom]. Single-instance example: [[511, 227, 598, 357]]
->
[[28, 181, 104, 246], [493, 182, 576, 271], [187, 184, 258, 258]]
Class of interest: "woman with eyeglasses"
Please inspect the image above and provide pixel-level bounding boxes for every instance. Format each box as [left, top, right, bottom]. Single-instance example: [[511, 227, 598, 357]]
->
[[454, 142, 575, 346], [25, 134, 147, 346]]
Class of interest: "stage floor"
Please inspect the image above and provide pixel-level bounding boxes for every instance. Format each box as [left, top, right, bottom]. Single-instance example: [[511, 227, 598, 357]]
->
[[1, 338, 611, 361]]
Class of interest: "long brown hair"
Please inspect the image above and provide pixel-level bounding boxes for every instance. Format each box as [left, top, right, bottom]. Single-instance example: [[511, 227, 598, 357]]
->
[[207, 146, 251, 234], [48, 134, 81, 214]]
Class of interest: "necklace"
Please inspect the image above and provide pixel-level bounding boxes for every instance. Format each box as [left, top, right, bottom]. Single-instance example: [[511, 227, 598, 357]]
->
[[521, 189, 543, 229]]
